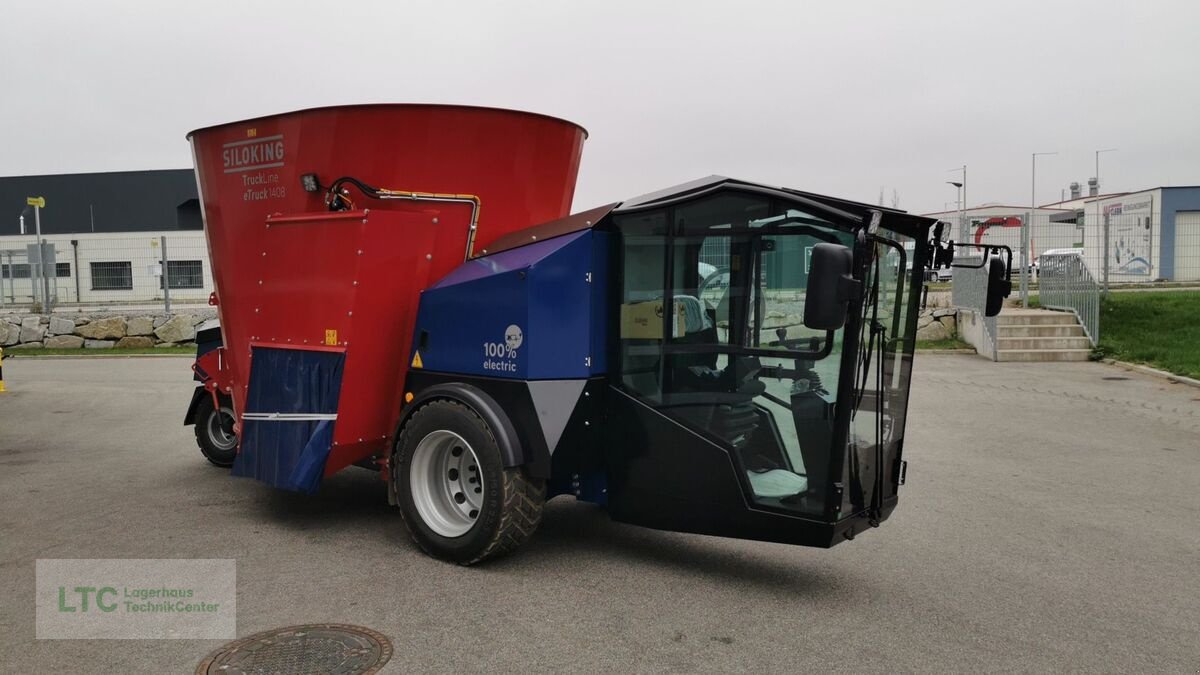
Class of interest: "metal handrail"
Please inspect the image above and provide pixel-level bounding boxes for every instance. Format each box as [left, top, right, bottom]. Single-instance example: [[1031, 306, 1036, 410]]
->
[[1037, 253, 1099, 346]]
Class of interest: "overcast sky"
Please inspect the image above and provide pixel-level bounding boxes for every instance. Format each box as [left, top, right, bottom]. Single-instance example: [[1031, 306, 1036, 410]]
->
[[2, 0, 1197, 215]]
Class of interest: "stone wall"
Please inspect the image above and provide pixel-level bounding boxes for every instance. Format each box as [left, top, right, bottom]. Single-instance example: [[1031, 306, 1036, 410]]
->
[[0, 310, 217, 350], [916, 307, 958, 342], [3, 306, 957, 350]]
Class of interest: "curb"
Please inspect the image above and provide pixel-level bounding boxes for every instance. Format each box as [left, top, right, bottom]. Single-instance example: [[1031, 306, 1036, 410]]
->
[[1102, 359, 1200, 389], [918, 349, 977, 355]]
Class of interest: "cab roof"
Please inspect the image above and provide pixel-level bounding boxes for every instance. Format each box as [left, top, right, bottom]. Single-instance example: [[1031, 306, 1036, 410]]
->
[[477, 176, 935, 258]]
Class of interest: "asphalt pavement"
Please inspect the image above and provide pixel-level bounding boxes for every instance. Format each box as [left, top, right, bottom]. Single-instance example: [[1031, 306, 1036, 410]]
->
[[0, 355, 1197, 673]]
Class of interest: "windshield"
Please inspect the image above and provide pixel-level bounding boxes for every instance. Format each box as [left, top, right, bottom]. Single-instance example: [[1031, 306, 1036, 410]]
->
[[614, 193, 856, 518]]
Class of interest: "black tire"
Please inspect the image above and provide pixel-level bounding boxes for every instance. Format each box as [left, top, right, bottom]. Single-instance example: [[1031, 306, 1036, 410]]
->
[[194, 394, 238, 467], [394, 399, 545, 565]]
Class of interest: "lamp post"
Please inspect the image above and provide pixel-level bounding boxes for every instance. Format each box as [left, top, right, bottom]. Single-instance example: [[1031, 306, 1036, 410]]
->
[[948, 165, 966, 241], [946, 181, 963, 241], [1028, 152, 1057, 306], [1095, 148, 1117, 192]]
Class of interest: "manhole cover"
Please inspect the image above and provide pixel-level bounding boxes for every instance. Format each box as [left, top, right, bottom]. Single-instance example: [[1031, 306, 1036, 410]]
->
[[1102, 376, 1130, 381], [196, 624, 392, 675]]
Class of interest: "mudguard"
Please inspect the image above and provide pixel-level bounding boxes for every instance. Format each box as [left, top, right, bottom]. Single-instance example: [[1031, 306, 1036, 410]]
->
[[183, 385, 208, 426], [398, 382, 527, 470]]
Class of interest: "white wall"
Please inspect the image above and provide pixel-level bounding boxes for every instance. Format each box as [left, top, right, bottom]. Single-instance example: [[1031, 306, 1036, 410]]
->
[[0, 231, 212, 305]]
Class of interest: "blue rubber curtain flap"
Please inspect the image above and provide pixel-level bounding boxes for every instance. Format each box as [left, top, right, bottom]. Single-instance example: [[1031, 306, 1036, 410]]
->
[[232, 347, 346, 494]]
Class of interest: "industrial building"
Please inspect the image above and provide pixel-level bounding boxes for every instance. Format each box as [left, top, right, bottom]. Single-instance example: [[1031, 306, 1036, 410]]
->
[[0, 169, 210, 305], [924, 179, 1200, 282], [1044, 185, 1200, 282]]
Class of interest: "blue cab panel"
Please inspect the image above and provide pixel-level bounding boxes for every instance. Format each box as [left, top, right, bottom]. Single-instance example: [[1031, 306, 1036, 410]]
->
[[411, 230, 609, 380]]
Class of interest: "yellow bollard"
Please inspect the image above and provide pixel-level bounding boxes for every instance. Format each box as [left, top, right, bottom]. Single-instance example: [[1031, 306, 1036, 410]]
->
[[0, 347, 6, 393]]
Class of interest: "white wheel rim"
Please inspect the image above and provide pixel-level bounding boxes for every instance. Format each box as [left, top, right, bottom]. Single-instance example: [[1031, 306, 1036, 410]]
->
[[207, 406, 238, 451], [409, 430, 484, 538]]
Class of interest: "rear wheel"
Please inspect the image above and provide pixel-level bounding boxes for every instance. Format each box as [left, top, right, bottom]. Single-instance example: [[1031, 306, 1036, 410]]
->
[[394, 400, 544, 565], [195, 394, 238, 467]]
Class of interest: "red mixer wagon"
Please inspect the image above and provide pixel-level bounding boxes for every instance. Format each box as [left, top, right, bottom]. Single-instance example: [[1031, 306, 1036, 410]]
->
[[182, 104, 1010, 564]]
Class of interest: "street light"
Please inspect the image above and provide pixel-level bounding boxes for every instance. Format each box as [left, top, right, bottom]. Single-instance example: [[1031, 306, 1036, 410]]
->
[[1028, 152, 1057, 307], [946, 181, 963, 239], [1031, 151, 1057, 209], [947, 165, 966, 241], [1095, 148, 1117, 192]]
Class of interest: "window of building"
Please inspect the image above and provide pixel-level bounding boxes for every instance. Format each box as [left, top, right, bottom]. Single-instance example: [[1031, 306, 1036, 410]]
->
[[91, 261, 133, 290], [1, 263, 32, 279], [162, 260, 204, 289], [56, 262, 71, 278]]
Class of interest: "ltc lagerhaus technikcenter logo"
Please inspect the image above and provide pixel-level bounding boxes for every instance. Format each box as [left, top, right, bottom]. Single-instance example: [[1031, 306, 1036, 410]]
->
[[36, 559, 236, 639]]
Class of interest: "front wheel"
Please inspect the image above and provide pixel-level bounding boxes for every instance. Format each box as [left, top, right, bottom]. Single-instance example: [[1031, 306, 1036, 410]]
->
[[194, 394, 238, 467], [394, 400, 544, 565]]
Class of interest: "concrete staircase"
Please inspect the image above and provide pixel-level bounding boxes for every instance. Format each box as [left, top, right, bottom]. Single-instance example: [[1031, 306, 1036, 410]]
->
[[994, 309, 1092, 362]]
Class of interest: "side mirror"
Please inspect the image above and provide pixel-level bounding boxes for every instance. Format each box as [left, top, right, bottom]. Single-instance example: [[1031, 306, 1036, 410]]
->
[[804, 243, 855, 331], [984, 256, 1011, 317]]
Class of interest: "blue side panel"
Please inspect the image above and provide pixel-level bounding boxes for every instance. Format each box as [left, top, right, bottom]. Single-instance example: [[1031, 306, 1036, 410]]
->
[[413, 230, 610, 380], [232, 347, 345, 494], [527, 232, 595, 378], [589, 231, 611, 375]]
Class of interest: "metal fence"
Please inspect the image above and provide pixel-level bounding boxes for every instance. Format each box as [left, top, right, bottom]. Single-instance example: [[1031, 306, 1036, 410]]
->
[[948, 207, 1200, 353], [1038, 253, 1099, 345], [960, 211, 1200, 302], [950, 255, 997, 360], [0, 233, 212, 311]]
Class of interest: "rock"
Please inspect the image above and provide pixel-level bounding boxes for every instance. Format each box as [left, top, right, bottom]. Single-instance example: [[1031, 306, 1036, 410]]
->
[[19, 317, 45, 344], [3, 316, 21, 325], [10, 341, 43, 349], [154, 314, 196, 343], [155, 342, 180, 348], [932, 308, 956, 318], [45, 335, 85, 349], [1, 323, 19, 346], [74, 317, 90, 326], [85, 339, 116, 349], [916, 320, 950, 342], [153, 316, 169, 328], [917, 312, 934, 329], [126, 316, 155, 336], [78, 316, 127, 340], [939, 314, 957, 337], [48, 317, 75, 335], [115, 336, 155, 349]]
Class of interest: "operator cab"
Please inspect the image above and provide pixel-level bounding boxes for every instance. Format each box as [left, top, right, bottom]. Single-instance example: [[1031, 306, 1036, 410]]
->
[[602, 178, 928, 545]]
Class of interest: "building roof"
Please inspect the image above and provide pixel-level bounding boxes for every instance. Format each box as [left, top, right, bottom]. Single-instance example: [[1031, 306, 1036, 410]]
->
[[0, 168, 199, 235], [922, 205, 1071, 217], [1037, 192, 1128, 209], [1040, 186, 1200, 209]]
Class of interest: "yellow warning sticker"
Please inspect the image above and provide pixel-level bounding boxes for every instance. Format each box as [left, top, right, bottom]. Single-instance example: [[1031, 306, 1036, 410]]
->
[[324, 329, 337, 346], [411, 351, 424, 369]]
